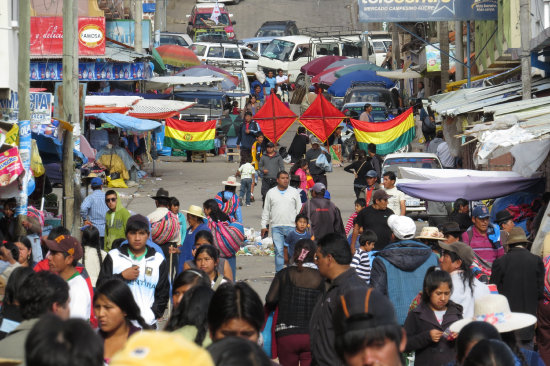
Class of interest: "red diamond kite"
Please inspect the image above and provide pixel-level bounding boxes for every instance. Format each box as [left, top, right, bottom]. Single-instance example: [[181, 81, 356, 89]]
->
[[254, 94, 297, 143], [299, 93, 345, 143]]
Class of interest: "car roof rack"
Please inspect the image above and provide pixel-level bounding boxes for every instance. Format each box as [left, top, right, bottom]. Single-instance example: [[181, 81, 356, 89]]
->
[[205, 59, 245, 71], [349, 81, 388, 89], [299, 26, 363, 38]]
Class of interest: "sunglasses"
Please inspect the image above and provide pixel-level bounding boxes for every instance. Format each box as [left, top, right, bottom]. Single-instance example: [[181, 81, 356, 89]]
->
[[105, 198, 117, 203]]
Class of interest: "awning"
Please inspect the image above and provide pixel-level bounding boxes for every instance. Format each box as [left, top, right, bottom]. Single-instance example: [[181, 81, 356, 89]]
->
[[85, 95, 142, 107], [145, 76, 224, 90], [398, 167, 530, 180], [397, 175, 544, 201], [93, 113, 161, 133], [128, 99, 195, 119], [376, 69, 422, 79]]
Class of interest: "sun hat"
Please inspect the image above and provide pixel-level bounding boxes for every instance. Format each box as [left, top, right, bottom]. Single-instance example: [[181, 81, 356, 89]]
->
[[387, 214, 416, 240], [312, 182, 326, 193], [90, 177, 103, 188], [110, 331, 214, 366], [334, 287, 398, 336], [439, 221, 463, 236], [151, 188, 170, 200], [366, 170, 378, 178], [372, 189, 391, 202], [416, 226, 444, 240], [438, 241, 474, 267], [181, 205, 206, 219], [495, 209, 514, 224], [41, 235, 83, 261], [449, 294, 537, 334], [505, 227, 531, 246], [222, 176, 241, 187], [472, 204, 490, 219]]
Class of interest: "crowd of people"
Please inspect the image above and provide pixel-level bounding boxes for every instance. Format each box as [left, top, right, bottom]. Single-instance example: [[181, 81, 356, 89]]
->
[[1, 131, 550, 366]]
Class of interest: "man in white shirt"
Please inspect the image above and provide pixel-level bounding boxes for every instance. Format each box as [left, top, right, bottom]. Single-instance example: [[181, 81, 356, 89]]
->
[[382, 171, 406, 216], [437, 140, 456, 168], [261, 171, 302, 272], [275, 69, 289, 102], [44, 234, 91, 320]]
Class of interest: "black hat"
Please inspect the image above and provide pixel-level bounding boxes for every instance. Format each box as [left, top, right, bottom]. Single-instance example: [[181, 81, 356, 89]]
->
[[334, 287, 398, 336], [151, 188, 170, 200], [439, 221, 463, 235], [495, 209, 514, 224]]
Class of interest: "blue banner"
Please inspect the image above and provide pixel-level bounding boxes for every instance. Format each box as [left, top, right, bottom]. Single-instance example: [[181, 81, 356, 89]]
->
[[16, 120, 31, 217], [30, 62, 152, 81], [358, 0, 498, 22]]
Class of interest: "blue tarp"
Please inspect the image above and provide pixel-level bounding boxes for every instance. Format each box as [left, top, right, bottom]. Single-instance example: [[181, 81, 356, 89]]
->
[[94, 113, 161, 133], [32, 133, 88, 165], [327, 70, 395, 97]]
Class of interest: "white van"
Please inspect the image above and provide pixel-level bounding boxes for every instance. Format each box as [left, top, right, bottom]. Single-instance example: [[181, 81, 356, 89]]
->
[[258, 35, 376, 84], [191, 42, 260, 76]]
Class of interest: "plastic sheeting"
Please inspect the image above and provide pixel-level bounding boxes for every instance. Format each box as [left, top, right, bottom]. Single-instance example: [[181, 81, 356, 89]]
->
[[511, 138, 550, 177], [398, 167, 526, 180], [94, 113, 161, 133]]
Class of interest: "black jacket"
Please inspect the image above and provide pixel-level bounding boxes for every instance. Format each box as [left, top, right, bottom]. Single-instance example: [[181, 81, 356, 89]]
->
[[344, 159, 373, 187], [306, 148, 331, 176], [404, 301, 463, 366], [300, 197, 345, 239], [490, 246, 544, 340], [288, 134, 309, 160]]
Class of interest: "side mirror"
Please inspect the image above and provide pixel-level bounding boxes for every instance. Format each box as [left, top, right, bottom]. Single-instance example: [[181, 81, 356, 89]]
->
[[232, 20, 236, 25]]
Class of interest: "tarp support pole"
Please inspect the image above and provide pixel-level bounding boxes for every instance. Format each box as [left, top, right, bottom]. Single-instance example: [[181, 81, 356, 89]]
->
[[467, 21, 471, 88]]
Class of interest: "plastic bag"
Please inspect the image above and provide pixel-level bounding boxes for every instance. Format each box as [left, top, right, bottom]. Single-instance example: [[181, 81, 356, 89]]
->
[[107, 177, 128, 188], [315, 153, 332, 172]]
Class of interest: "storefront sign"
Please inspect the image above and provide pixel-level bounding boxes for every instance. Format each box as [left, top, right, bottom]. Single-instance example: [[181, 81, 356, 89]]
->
[[30, 62, 152, 81], [426, 44, 457, 72], [358, 0, 498, 22], [0, 147, 24, 187], [30, 17, 106, 56], [0, 91, 54, 125], [106, 20, 152, 49]]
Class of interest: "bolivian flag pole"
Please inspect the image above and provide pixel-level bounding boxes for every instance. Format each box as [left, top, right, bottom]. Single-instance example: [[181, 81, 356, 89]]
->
[[350, 107, 415, 155], [164, 118, 216, 151]]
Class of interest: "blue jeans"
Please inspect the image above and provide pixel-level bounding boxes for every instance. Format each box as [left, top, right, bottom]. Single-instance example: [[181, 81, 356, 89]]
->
[[271, 226, 293, 272], [239, 178, 253, 205]]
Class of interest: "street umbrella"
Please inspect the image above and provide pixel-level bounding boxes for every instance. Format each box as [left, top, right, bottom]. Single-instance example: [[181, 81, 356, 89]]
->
[[151, 48, 167, 74], [176, 68, 238, 91], [254, 94, 297, 143], [334, 63, 387, 78], [220, 114, 243, 138], [155, 45, 200, 68], [300, 55, 347, 76], [324, 57, 367, 70], [327, 70, 395, 97], [299, 93, 345, 143], [311, 66, 347, 86]]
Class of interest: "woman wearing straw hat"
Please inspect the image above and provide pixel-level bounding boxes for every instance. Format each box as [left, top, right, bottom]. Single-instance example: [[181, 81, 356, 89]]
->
[[214, 177, 242, 223], [450, 294, 544, 366], [178, 205, 210, 275]]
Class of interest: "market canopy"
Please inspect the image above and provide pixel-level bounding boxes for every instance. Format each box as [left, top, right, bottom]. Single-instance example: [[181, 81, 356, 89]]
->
[[301, 55, 347, 76], [327, 70, 395, 97], [94, 113, 161, 133], [398, 167, 533, 180], [396, 175, 544, 202], [145, 76, 224, 90]]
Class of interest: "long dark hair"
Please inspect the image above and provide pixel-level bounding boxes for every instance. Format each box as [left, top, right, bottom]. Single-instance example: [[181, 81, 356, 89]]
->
[[453, 198, 469, 214], [500, 331, 528, 366], [291, 239, 316, 271], [93, 279, 150, 330], [81, 226, 103, 269], [203, 199, 230, 222], [15, 236, 32, 264], [194, 230, 214, 246], [447, 250, 475, 295], [164, 285, 214, 345], [456, 321, 501, 363], [290, 159, 308, 176], [193, 245, 220, 277], [421, 267, 453, 305], [3, 266, 34, 306], [173, 269, 211, 292]]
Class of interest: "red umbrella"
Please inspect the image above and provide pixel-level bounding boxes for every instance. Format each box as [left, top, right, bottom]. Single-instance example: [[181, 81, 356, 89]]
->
[[155, 45, 200, 68], [299, 93, 345, 143], [254, 94, 297, 143], [311, 66, 347, 85], [300, 56, 347, 76]]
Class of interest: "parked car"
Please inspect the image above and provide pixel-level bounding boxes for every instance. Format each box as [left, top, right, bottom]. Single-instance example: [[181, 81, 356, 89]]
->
[[255, 21, 299, 38], [190, 42, 259, 76], [258, 35, 375, 84], [336, 84, 397, 114], [159, 32, 193, 47], [382, 152, 449, 221], [174, 90, 226, 122], [194, 28, 229, 42], [372, 38, 392, 66], [240, 37, 274, 56], [186, 4, 236, 40]]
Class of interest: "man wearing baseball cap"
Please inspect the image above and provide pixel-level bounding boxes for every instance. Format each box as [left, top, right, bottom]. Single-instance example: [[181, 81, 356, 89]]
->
[[43, 234, 91, 321], [80, 177, 108, 248], [461, 204, 504, 264], [305, 135, 332, 188], [300, 182, 345, 240], [350, 190, 395, 254]]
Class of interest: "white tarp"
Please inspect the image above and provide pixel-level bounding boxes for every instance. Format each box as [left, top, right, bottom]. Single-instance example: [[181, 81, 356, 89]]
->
[[398, 167, 525, 180], [511, 138, 550, 177], [476, 125, 536, 164], [130, 99, 196, 115], [85, 95, 142, 107]]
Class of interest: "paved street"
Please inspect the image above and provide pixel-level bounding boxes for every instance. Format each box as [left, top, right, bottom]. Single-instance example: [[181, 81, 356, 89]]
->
[[167, 0, 353, 38]]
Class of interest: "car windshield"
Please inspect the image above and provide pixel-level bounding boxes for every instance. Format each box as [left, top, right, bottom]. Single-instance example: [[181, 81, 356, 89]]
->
[[343, 105, 387, 121], [347, 90, 392, 105], [263, 39, 295, 61], [190, 44, 207, 57], [196, 13, 230, 26], [256, 28, 285, 37], [160, 35, 188, 47], [177, 94, 223, 109], [373, 41, 386, 52], [383, 157, 442, 178], [196, 31, 228, 42]]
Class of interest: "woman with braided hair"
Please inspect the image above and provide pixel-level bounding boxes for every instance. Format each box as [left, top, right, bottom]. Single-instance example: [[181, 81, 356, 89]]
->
[[81, 225, 107, 288]]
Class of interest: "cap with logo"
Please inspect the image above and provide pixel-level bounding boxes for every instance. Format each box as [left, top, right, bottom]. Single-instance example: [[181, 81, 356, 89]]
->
[[472, 204, 490, 219], [42, 235, 83, 261], [366, 170, 378, 178]]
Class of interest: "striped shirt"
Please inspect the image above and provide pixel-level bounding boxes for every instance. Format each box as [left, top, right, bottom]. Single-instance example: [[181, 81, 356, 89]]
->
[[462, 227, 504, 264], [80, 189, 108, 237], [345, 212, 358, 236], [351, 248, 372, 284]]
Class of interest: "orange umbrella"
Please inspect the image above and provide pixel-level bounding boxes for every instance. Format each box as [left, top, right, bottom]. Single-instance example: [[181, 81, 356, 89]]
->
[[155, 45, 200, 68]]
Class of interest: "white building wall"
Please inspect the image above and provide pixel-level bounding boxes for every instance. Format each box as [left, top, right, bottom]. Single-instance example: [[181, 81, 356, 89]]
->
[[0, 0, 19, 96]]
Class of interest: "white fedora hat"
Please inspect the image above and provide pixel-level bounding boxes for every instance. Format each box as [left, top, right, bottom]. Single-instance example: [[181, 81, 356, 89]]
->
[[222, 176, 241, 187], [181, 205, 206, 219], [450, 294, 537, 334]]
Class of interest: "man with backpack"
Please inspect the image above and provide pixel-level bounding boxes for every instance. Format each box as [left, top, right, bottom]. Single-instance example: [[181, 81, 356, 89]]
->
[[462, 204, 505, 264]]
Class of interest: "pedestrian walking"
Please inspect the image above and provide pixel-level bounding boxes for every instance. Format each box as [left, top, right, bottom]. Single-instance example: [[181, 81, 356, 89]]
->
[[261, 171, 302, 272], [237, 112, 260, 166], [80, 177, 108, 248], [81, 225, 107, 288], [259, 141, 285, 203], [462, 204, 504, 264], [343, 150, 372, 199], [193, 245, 229, 290], [214, 176, 243, 222], [104, 190, 131, 252], [382, 171, 406, 216], [288, 126, 309, 163], [305, 136, 331, 187], [350, 230, 377, 284], [300, 182, 345, 240], [283, 213, 312, 264], [236, 158, 256, 207], [182, 230, 233, 282]]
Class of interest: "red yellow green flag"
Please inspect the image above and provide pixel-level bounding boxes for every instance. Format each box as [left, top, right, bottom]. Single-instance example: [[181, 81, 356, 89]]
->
[[164, 119, 216, 151]]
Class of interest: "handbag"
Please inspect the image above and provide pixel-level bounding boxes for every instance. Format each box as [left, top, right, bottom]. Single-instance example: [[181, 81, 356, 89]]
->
[[208, 219, 245, 258]]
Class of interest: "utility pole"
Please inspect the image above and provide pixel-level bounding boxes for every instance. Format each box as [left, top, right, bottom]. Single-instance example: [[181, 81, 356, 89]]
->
[[439, 21, 450, 91], [134, 0, 143, 53], [16, 0, 30, 229], [391, 23, 399, 70], [154, 0, 166, 33], [520, 0, 532, 99], [62, 0, 79, 235], [455, 21, 464, 81]]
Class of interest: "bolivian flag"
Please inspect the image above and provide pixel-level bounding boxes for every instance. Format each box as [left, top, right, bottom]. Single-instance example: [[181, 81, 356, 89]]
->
[[350, 108, 415, 155], [165, 118, 216, 151]]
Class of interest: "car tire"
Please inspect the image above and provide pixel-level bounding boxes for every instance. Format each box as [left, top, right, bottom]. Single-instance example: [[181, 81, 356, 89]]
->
[[295, 74, 305, 89]]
